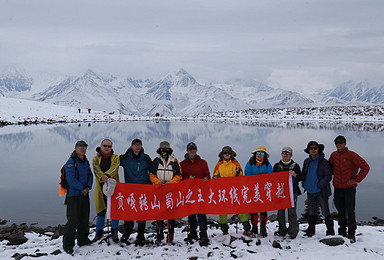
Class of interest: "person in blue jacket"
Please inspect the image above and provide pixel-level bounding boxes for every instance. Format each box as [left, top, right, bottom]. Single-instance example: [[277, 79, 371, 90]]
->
[[119, 138, 152, 245], [302, 141, 334, 237], [245, 145, 273, 237], [63, 140, 93, 255]]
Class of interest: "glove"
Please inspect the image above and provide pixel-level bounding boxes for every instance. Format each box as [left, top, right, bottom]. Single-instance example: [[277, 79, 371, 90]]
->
[[161, 180, 168, 185]]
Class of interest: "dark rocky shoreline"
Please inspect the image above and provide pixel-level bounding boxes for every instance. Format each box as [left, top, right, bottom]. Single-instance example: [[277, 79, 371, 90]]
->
[[1, 216, 384, 246]]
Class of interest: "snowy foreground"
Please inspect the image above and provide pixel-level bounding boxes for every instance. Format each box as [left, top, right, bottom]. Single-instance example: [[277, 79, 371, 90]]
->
[[1, 221, 383, 260]]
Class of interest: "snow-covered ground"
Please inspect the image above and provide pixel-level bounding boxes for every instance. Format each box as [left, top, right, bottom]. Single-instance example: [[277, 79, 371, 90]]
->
[[1, 97, 384, 259], [1, 97, 384, 127], [1, 221, 383, 259]]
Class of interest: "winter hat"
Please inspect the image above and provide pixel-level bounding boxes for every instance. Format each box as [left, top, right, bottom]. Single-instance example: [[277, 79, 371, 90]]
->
[[281, 146, 293, 154], [75, 140, 88, 147], [252, 145, 269, 158], [131, 138, 142, 146], [218, 146, 237, 158], [103, 178, 117, 197], [156, 141, 173, 154], [304, 141, 325, 154], [334, 135, 346, 144], [187, 142, 197, 150]]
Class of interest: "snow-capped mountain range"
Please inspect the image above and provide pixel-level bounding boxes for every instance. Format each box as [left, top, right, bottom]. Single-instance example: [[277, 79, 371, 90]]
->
[[0, 68, 383, 116]]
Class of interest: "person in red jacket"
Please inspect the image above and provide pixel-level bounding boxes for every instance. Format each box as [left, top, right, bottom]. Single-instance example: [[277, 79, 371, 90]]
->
[[329, 135, 370, 243], [180, 142, 210, 246]]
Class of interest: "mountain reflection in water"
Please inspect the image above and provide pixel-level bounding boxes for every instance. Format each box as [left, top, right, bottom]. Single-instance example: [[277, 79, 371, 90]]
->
[[0, 120, 382, 226]]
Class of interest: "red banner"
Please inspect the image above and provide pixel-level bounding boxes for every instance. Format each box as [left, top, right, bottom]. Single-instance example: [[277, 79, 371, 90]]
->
[[107, 172, 293, 221]]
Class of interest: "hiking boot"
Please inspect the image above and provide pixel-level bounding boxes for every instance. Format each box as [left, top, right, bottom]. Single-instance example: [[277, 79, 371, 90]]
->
[[78, 238, 92, 246], [274, 230, 286, 237], [156, 221, 164, 242], [120, 233, 130, 244], [305, 215, 316, 237], [325, 217, 335, 236], [243, 230, 256, 238], [134, 235, 146, 246], [338, 228, 347, 237], [92, 230, 103, 242], [251, 226, 258, 235], [220, 223, 229, 235], [64, 248, 74, 255], [111, 228, 119, 243], [260, 227, 267, 238], [184, 230, 198, 242], [348, 235, 356, 243], [199, 231, 210, 246]]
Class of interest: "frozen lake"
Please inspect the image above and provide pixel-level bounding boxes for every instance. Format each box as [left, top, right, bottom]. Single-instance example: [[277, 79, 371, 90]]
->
[[0, 120, 382, 226]]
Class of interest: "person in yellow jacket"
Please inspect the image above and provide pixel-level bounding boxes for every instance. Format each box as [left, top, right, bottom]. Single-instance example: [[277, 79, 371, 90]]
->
[[92, 139, 120, 243], [213, 146, 254, 237]]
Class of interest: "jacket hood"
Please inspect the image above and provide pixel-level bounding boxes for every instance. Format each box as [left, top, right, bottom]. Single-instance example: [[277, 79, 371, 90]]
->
[[184, 153, 200, 161], [124, 147, 144, 156], [96, 146, 114, 157], [70, 150, 86, 161]]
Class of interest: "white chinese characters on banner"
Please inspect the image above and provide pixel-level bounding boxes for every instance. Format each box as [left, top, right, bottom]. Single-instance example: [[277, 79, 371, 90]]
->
[[115, 182, 286, 213]]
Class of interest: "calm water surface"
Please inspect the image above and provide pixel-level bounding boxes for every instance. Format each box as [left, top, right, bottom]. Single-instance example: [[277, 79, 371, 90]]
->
[[0, 121, 383, 226]]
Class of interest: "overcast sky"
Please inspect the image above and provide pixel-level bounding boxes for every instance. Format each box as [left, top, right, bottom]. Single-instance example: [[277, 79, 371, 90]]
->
[[1, 0, 383, 92]]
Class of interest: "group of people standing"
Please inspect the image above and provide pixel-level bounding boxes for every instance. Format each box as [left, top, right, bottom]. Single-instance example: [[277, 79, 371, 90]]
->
[[62, 136, 370, 254]]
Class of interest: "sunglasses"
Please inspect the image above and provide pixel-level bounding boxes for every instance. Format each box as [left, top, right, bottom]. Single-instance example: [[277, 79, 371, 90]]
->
[[256, 152, 265, 156], [334, 141, 345, 145], [78, 145, 87, 150], [309, 147, 318, 150], [103, 145, 112, 148], [188, 147, 197, 151], [223, 151, 231, 155], [282, 151, 292, 155]]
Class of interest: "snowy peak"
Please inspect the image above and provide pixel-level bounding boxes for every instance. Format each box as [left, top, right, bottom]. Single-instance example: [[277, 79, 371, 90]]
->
[[174, 68, 197, 87], [329, 80, 384, 103], [0, 68, 33, 96], [2, 67, 384, 117]]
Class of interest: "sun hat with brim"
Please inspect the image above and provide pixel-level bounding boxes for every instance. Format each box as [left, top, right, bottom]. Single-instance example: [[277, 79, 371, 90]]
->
[[251, 145, 269, 158], [156, 141, 173, 154], [304, 141, 325, 154], [218, 146, 237, 158], [103, 178, 117, 197]]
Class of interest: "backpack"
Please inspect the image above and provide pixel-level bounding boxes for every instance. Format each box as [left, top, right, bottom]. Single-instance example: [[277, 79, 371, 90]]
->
[[58, 158, 79, 200]]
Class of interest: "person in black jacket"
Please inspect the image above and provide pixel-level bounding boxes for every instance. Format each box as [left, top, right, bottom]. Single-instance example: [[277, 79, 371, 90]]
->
[[302, 141, 335, 237], [273, 146, 302, 239]]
